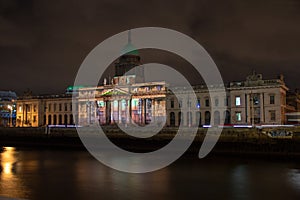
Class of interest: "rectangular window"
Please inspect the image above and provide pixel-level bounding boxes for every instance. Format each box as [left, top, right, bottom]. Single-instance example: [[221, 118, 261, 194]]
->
[[270, 95, 275, 104], [33, 115, 36, 122], [59, 103, 62, 111], [170, 100, 174, 108], [48, 104, 51, 112], [270, 110, 276, 121], [235, 96, 241, 106], [205, 99, 209, 107], [179, 100, 182, 108], [33, 105, 37, 112], [253, 94, 260, 105], [64, 103, 68, 111], [236, 112, 242, 121], [215, 98, 219, 107], [70, 103, 72, 111], [54, 103, 57, 111]]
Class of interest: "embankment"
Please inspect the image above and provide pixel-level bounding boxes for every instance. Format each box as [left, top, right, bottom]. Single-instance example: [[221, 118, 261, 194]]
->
[[1, 127, 300, 158]]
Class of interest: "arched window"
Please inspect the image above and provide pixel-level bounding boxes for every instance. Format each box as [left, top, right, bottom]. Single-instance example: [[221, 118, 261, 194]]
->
[[170, 112, 175, 126], [196, 111, 201, 127], [214, 111, 220, 125], [70, 114, 74, 125], [178, 112, 183, 126], [64, 114, 68, 125], [48, 115, 52, 125], [205, 111, 211, 125]]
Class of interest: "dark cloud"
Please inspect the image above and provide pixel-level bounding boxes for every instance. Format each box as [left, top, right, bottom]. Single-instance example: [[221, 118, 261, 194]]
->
[[0, 0, 299, 94]]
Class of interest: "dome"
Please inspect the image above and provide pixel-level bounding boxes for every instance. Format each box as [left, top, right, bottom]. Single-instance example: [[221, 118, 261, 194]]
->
[[121, 42, 139, 56]]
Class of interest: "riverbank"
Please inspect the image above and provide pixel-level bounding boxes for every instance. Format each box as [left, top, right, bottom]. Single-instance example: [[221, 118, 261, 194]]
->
[[1, 127, 300, 158]]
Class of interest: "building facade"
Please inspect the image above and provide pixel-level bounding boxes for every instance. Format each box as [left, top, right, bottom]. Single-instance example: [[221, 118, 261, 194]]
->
[[228, 73, 288, 125], [16, 94, 75, 127], [166, 85, 228, 127], [14, 32, 298, 127], [15, 72, 294, 127], [0, 91, 17, 127], [285, 90, 300, 123], [77, 80, 167, 126], [74, 72, 290, 127]]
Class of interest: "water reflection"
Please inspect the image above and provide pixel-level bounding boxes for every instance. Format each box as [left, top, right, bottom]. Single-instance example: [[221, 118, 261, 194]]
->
[[1, 147, 15, 175], [0, 148, 300, 200], [0, 147, 29, 199], [287, 169, 300, 191], [73, 154, 171, 199], [230, 165, 251, 200]]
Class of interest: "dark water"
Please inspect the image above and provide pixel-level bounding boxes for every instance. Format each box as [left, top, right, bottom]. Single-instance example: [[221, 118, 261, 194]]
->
[[0, 147, 300, 200]]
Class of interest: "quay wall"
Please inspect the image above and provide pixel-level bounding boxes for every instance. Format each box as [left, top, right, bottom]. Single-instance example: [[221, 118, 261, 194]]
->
[[0, 127, 300, 158]]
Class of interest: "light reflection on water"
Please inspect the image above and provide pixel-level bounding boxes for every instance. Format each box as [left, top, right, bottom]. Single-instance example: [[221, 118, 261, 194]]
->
[[288, 169, 300, 190], [0, 147, 300, 200], [2, 147, 15, 175], [0, 147, 31, 199], [230, 165, 251, 200]]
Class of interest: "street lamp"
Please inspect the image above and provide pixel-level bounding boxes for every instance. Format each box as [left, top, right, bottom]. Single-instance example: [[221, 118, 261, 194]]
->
[[7, 105, 12, 127]]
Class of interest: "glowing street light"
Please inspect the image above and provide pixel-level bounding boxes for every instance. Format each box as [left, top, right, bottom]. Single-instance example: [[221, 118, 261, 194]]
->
[[7, 105, 13, 127]]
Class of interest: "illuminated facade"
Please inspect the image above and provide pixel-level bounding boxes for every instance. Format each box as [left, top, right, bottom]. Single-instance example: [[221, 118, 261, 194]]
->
[[77, 81, 167, 126], [14, 32, 296, 127], [16, 94, 75, 127], [166, 72, 289, 126], [15, 72, 293, 127], [228, 73, 288, 125], [76, 31, 168, 126], [166, 85, 228, 127], [0, 91, 17, 127]]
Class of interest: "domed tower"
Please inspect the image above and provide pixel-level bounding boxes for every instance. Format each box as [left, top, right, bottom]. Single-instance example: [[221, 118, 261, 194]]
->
[[114, 30, 145, 83]]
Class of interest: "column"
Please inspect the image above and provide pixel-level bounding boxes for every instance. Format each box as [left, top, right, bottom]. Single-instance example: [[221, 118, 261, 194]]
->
[[87, 101, 90, 125], [118, 100, 122, 124], [260, 93, 264, 123], [105, 100, 110, 124], [128, 99, 131, 124], [144, 99, 147, 124], [152, 99, 155, 122], [22, 103, 24, 127], [246, 94, 251, 124], [117, 100, 120, 124], [139, 99, 142, 124], [141, 99, 145, 124], [111, 100, 114, 123]]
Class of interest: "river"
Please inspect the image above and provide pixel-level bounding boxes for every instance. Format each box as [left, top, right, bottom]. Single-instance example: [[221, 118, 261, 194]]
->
[[0, 147, 300, 200]]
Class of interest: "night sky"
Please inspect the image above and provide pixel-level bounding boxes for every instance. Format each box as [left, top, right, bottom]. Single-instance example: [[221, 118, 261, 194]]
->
[[0, 0, 300, 95]]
